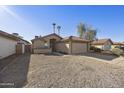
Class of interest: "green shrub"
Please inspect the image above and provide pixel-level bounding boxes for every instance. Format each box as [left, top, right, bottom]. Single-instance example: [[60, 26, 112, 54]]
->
[[111, 48, 124, 56]]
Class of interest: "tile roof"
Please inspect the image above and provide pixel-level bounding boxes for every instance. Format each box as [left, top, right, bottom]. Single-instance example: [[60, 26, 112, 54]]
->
[[0, 30, 30, 44], [92, 39, 113, 45], [61, 36, 90, 42], [31, 33, 63, 41], [113, 42, 124, 45], [0, 30, 18, 41]]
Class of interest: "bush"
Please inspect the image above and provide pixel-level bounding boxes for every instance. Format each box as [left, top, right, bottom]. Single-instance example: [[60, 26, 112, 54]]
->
[[90, 46, 102, 53], [111, 48, 124, 56]]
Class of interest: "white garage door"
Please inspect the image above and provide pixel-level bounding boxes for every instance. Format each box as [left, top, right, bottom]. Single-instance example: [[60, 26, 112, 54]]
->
[[72, 42, 87, 54], [0, 36, 17, 59]]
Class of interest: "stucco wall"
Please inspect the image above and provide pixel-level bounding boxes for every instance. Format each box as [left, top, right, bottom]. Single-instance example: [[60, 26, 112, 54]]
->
[[55, 42, 70, 54], [43, 35, 62, 48], [33, 39, 45, 49], [0, 36, 17, 59], [32, 35, 62, 49], [72, 42, 88, 54]]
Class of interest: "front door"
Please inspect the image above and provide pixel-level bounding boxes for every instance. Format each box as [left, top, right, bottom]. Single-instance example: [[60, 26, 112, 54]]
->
[[50, 39, 56, 52]]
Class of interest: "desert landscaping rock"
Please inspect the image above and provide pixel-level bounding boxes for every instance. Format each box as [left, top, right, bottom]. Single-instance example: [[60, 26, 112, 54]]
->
[[25, 54, 124, 88]]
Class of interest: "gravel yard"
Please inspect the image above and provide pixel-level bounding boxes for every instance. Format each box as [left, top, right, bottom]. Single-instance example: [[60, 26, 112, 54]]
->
[[1, 53, 124, 88], [25, 54, 124, 88]]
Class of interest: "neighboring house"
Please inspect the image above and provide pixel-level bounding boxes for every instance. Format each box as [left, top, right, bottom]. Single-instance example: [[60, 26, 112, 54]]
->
[[12, 33, 30, 45], [31, 33, 90, 54], [0, 30, 18, 59], [91, 39, 113, 51], [112, 42, 124, 48], [0, 30, 30, 59]]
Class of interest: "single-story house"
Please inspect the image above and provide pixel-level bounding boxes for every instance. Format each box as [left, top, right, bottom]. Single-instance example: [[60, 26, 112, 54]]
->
[[112, 42, 124, 48], [31, 33, 90, 54], [0, 30, 30, 59], [91, 39, 113, 51]]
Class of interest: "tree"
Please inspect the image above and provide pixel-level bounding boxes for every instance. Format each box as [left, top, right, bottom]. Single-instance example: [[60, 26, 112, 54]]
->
[[77, 22, 97, 40], [77, 23, 86, 38], [86, 27, 97, 41]]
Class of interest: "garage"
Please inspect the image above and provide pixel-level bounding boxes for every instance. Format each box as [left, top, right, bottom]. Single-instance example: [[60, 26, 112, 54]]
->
[[55, 36, 90, 54], [72, 42, 88, 54], [0, 31, 18, 59], [0, 30, 31, 59]]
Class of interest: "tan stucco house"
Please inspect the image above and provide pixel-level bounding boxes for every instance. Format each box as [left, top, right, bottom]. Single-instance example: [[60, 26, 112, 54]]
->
[[0, 30, 30, 59], [91, 39, 113, 51], [112, 42, 124, 49], [31, 33, 90, 54]]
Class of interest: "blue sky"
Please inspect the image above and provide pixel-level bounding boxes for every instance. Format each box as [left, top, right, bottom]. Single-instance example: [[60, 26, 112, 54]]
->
[[0, 5, 124, 42]]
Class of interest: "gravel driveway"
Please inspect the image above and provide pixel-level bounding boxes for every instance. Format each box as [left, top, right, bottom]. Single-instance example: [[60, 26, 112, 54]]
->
[[25, 54, 124, 88], [1, 53, 124, 88]]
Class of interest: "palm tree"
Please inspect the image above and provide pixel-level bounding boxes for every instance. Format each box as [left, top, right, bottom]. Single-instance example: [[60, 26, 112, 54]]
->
[[77, 23, 86, 38], [52, 23, 56, 33], [57, 26, 61, 35]]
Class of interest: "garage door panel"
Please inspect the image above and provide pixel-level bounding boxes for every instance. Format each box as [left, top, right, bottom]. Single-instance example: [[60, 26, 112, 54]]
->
[[72, 42, 87, 54]]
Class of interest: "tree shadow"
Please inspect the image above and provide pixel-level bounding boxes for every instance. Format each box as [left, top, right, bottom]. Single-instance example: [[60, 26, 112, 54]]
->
[[0, 53, 31, 88]]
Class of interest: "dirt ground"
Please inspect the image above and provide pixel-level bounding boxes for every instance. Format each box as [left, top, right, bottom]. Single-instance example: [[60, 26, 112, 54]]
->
[[0, 54, 30, 88], [1, 53, 124, 88]]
